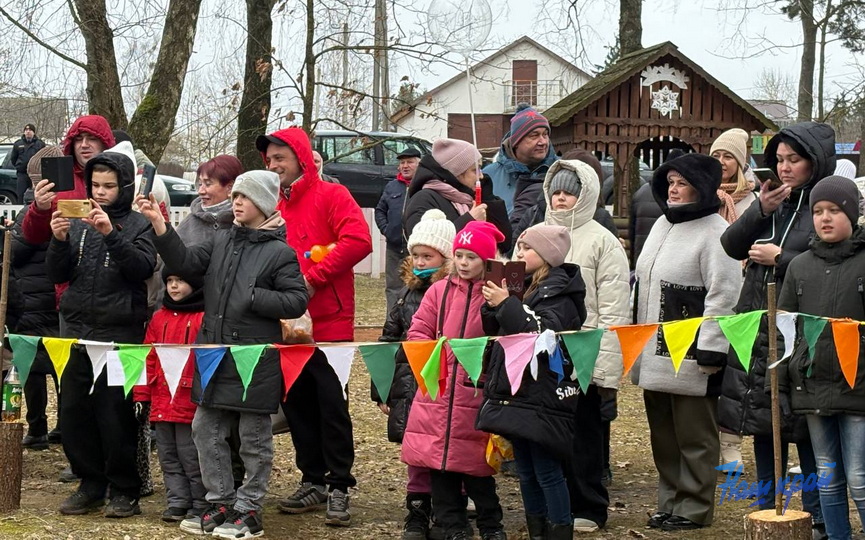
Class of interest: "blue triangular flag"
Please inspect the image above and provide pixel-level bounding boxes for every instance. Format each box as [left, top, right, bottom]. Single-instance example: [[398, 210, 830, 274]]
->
[[549, 340, 565, 383], [195, 347, 227, 393]]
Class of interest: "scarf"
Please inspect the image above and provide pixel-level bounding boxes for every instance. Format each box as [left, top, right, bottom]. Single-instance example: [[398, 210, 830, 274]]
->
[[720, 181, 756, 203], [201, 198, 232, 217], [716, 189, 738, 224], [422, 180, 472, 215], [397, 173, 410, 186]]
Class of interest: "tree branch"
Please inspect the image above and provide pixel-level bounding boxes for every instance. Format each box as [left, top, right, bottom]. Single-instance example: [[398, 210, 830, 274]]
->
[[0, 5, 86, 69]]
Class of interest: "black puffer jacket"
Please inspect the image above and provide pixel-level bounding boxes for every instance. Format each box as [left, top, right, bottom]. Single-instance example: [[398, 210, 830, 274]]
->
[[510, 173, 545, 230], [718, 122, 836, 436], [628, 182, 662, 267], [372, 260, 449, 443], [403, 155, 512, 255], [512, 192, 619, 247], [153, 216, 308, 414], [779, 228, 865, 415], [9, 200, 59, 336], [476, 264, 586, 459], [46, 148, 156, 343]]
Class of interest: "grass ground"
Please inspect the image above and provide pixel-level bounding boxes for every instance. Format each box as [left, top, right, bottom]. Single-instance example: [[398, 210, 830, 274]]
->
[[0, 275, 839, 539]]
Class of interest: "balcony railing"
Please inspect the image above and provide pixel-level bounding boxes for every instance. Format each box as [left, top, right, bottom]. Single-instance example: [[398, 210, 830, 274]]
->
[[504, 80, 567, 112]]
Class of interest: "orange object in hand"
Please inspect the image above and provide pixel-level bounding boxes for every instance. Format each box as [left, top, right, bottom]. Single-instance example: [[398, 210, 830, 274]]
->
[[304, 243, 336, 263]]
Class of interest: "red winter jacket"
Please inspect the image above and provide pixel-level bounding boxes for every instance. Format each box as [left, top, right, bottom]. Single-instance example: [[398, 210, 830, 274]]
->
[[400, 275, 495, 477], [22, 115, 116, 245], [266, 128, 372, 342], [133, 307, 204, 424]]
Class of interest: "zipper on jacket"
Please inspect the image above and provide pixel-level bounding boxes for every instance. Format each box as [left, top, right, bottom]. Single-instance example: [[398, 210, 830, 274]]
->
[[440, 280, 474, 471]]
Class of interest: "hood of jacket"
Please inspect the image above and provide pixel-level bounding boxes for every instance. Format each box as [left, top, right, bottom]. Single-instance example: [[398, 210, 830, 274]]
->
[[542, 159, 600, 230], [809, 225, 865, 263], [651, 153, 722, 224], [63, 115, 115, 165], [407, 154, 474, 198], [528, 263, 588, 323], [495, 131, 558, 175], [260, 127, 319, 203], [84, 141, 137, 220], [231, 217, 287, 243], [765, 122, 836, 190]]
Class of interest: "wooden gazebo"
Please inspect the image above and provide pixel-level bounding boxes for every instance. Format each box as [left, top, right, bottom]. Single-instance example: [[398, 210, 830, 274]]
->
[[545, 42, 778, 215]]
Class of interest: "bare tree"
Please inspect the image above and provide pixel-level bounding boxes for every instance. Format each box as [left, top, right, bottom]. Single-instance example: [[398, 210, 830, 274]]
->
[[753, 67, 797, 105]]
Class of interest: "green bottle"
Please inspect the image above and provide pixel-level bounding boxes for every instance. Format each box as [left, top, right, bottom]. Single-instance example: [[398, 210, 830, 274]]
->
[[2, 366, 22, 422]]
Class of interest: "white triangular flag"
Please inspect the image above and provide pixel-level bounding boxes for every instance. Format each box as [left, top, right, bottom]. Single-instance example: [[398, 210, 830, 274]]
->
[[155, 346, 192, 400], [82, 340, 114, 394], [106, 350, 124, 386], [769, 312, 799, 369], [532, 329, 557, 380], [323, 346, 356, 400]]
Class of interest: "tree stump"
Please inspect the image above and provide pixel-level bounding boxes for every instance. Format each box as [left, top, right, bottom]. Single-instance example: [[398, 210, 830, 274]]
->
[[745, 509, 811, 539], [0, 422, 23, 513]]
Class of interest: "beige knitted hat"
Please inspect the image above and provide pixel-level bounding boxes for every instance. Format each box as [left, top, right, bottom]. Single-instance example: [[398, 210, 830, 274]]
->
[[407, 209, 456, 258], [710, 128, 749, 169]]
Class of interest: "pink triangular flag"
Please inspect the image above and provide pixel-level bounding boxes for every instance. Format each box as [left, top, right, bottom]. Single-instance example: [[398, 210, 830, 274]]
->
[[498, 333, 538, 395], [155, 346, 192, 400]]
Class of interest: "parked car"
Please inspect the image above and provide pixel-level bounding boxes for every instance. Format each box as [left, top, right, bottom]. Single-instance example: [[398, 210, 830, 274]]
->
[[160, 175, 196, 207], [600, 156, 654, 206], [312, 130, 432, 208], [0, 143, 19, 204]]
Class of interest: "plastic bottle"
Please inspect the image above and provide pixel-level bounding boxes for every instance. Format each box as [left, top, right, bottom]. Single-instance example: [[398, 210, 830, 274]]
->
[[304, 243, 336, 263], [1, 366, 22, 422], [474, 179, 482, 206]]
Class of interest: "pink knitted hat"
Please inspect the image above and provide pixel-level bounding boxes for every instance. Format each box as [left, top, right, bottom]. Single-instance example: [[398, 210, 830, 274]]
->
[[432, 138, 481, 178], [453, 221, 505, 261]]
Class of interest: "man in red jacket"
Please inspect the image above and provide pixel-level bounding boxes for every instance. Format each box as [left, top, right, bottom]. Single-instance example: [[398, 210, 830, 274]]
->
[[256, 127, 372, 527]]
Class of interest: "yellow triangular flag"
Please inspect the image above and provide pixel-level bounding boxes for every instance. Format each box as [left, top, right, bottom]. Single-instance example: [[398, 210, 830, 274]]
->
[[42, 338, 78, 381], [661, 317, 706, 374]]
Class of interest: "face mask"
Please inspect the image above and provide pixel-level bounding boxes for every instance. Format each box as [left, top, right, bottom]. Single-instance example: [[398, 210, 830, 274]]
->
[[412, 267, 440, 279]]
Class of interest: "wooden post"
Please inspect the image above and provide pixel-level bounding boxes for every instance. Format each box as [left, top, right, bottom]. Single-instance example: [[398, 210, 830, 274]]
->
[[745, 279, 811, 537], [0, 229, 23, 513]]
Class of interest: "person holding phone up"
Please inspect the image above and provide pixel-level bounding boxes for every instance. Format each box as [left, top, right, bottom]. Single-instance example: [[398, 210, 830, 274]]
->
[[718, 122, 836, 538]]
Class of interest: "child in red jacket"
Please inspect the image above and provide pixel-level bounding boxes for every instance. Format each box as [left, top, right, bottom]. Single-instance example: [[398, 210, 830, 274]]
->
[[134, 268, 205, 522]]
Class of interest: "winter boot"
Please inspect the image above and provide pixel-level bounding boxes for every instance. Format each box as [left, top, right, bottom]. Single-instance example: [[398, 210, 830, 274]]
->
[[719, 431, 744, 470], [403, 493, 432, 540], [547, 521, 574, 540], [525, 513, 546, 540]]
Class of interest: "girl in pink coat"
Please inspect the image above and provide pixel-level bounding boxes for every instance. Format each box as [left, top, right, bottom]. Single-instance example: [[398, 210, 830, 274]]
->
[[401, 220, 507, 540]]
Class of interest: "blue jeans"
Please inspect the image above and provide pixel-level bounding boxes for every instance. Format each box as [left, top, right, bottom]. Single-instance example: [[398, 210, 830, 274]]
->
[[753, 433, 823, 524], [806, 414, 865, 540], [512, 438, 571, 525]]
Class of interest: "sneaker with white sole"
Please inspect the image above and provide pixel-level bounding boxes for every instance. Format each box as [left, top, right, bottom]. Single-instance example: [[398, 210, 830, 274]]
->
[[180, 504, 230, 535], [212, 509, 264, 539], [573, 518, 599, 533], [278, 482, 327, 514], [325, 489, 351, 527]]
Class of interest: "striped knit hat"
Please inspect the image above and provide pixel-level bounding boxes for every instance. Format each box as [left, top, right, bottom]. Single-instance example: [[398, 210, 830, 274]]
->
[[510, 103, 550, 147]]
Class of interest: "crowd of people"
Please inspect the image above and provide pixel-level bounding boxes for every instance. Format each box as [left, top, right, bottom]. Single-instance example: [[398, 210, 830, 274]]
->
[[2, 107, 864, 540]]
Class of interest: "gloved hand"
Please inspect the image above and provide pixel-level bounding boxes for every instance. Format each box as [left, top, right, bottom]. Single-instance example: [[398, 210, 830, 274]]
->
[[699, 365, 722, 375], [597, 387, 617, 402], [779, 392, 792, 418]]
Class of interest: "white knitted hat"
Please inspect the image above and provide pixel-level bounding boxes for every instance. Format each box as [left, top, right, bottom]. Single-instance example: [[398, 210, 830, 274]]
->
[[407, 209, 456, 258]]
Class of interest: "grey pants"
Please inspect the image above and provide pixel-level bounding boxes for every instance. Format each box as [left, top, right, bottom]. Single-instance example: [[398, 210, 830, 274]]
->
[[192, 406, 273, 512], [643, 389, 720, 525], [155, 422, 207, 511], [385, 246, 405, 315]]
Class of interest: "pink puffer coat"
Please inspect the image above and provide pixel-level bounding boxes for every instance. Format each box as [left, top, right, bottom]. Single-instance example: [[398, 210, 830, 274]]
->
[[400, 275, 495, 477]]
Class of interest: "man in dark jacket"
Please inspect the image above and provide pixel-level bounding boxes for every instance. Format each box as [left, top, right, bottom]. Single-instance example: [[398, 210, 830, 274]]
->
[[10, 123, 46, 202], [375, 147, 420, 313], [628, 182, 663, 268]]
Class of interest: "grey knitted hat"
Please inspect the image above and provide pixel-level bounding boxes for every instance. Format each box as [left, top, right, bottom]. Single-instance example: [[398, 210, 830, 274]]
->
[[810, 175, 861, 226], [231, 170, 280, 216], [549, 167, 582, 198]]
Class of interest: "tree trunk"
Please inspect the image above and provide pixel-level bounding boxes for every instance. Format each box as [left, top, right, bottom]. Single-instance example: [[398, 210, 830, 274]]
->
[[745, 509, 811, 539], [797, 0, 817, 122], [128, 0, 203, 164], [301, 0, 316, 133], [71, 0, 127, 128], [237, 0, 278, 171], [618, 0, 643, 56], [0, 422, 23, 513], [859, 105, 865, 177], [816, 0, 831, 121]]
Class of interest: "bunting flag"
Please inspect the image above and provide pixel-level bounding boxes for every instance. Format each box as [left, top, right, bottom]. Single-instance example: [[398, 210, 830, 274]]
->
[[548, 340, 566, 383], [195, 347, 227, 395], [402, 340, 441, 395], [532, 330, 558, 381], [118, 345, 150, 397], [8, 334, 40, 386], [802, 314, 828, 360], [155, 346, 192, 400], [662, 317, 706, 374], [769, 312, 799, 369], [718, 311, 765, 373], [106, 351, 124, 386], [82, 340, 115, 394], [358, 344, 399, 402], [560, 329, 604, 394], [278, 345, 316, 400], [323, 346, 356, 400], [832, 320, 860, 388], [610, 324, 659, 376], [43, 337, 77, 381], [499, 333, 538, 395], [421, 338, 447, 398], [449, 337, 488, 387], [230, 345, 267, 401]]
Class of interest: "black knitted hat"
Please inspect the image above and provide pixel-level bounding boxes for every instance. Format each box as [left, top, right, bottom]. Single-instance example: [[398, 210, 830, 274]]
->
[[810, 175, 861, 226]]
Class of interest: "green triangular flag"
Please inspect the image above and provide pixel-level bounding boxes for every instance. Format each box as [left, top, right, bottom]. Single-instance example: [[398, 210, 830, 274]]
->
[[717, 311, 765, 373], [450, 337, 488, 387], [560, 329, 604, 394], [8, 334, 41, 386], [230, 345, 267, 401], [118, 345, 151, 397], [802, 314, 828, 360], [358, 343, 399, 403], [419, 338, 447, 400]]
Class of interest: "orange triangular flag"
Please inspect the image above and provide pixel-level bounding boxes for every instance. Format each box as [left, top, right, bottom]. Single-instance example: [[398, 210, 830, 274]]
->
[[832, 319, 860, 389], [401, 340, 440, 395], [610, 324, 659, 376]]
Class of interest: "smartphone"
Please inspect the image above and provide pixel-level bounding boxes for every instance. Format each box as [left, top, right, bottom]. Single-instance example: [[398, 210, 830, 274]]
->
[[41, 156, 75, 192], [57, 199, 92, 218], [753, 168, 784, 191], [139, 164, 157, 198], [484, 260, 527, 300]]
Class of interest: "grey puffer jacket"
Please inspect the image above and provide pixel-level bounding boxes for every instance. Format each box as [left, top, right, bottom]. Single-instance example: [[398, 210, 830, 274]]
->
[[778, 228, 865, 416], [175, 197, 235, 246], [718, 122, 836, 436], [153, 214, 308, 414]]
